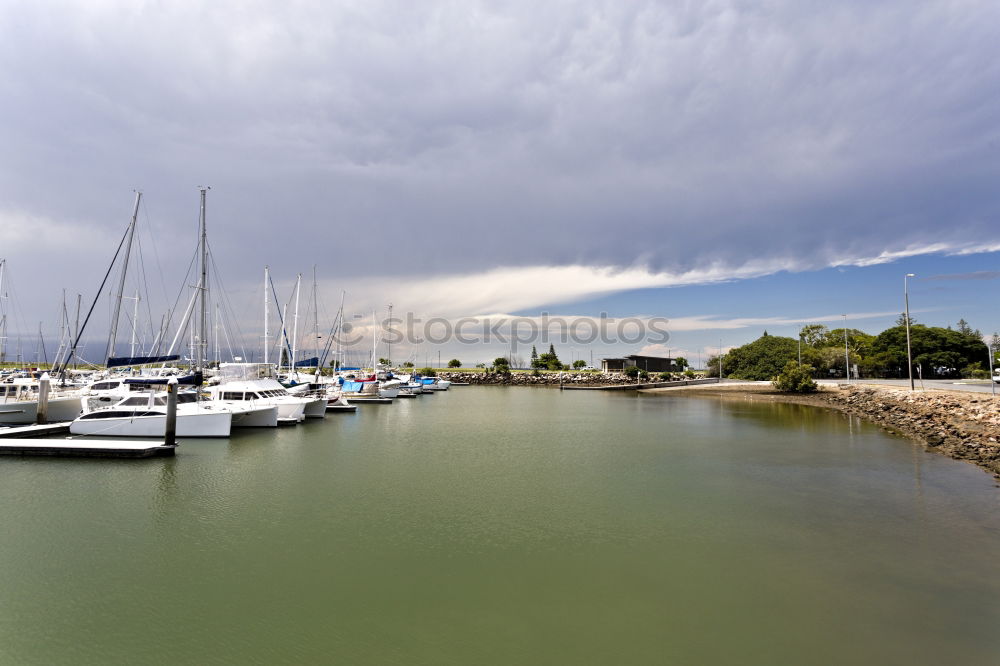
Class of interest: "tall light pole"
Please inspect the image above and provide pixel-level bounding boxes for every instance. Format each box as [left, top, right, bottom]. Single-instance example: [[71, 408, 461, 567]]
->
[[904, 273, 915, 390], [986, 338, 996, 397], [798, 324, 802, 365], [842, 314, 850, 381]]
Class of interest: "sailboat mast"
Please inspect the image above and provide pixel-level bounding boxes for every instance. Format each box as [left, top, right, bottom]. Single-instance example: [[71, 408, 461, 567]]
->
[[214, 303, 220, 365], [386, 303, 392, 367], [0, 258, 6, 363], [72, 294, 80, 369], [105, 190, 141, 364], [312, 266, 320, 380], [336, 290, 344, 372], [129, 290, 140, 359], [291, 273, 301, 371], [197, 187, 209, 373], [263, 266, 269, 367]]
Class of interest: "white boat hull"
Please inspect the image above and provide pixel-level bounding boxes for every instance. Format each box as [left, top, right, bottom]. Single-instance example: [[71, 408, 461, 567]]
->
[[230, 404, 279, 427], [69, 410, 232, 438], [0, 396, 83, 425], [303, 398, 327, 419]]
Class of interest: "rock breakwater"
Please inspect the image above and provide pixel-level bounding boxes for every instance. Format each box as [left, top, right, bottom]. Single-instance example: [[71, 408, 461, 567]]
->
[[436, 371, 701, 386], [819, 386, 1000, 478]]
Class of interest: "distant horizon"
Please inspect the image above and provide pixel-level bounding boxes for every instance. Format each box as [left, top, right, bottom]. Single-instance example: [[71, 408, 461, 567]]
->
[[2, 2, 998, 366]]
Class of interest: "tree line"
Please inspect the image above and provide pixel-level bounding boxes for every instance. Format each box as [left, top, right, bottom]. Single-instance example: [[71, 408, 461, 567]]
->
[[707, 318, 999, 381]]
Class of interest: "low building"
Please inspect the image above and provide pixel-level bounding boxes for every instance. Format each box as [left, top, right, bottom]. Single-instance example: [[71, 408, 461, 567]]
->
[[601, 354, 677, 373]]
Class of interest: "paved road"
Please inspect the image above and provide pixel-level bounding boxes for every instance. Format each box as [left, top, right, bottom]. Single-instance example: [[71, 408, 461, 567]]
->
[[719, 378, 999, 395], [818, 378, 1000, 395]]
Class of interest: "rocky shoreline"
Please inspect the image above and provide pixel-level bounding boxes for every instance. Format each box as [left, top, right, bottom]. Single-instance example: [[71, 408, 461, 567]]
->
[[435, 371, 697, 386], [649, 384, 1000, 480]]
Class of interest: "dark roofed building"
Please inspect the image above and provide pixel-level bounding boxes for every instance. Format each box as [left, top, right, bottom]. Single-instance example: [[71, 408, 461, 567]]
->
[[601, 354, 677, 373]]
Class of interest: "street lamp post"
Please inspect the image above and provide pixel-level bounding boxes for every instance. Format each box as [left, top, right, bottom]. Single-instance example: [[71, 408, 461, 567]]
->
[[842, 315, 850, 382], [987, 339, 996, 397], [798, 325, 802, 365], [904, 273, 915, 390]]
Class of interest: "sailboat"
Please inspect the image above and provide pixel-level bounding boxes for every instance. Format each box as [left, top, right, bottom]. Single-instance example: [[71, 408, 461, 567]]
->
[[70, 189, 239, 437]]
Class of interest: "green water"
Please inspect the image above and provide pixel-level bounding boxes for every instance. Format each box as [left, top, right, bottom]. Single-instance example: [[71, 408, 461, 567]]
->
[[1, 387, 998, 665]]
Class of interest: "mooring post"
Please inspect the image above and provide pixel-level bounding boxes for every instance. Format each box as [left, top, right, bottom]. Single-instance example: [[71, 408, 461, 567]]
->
[[164, 377, 178, 447], [36, 372, 50, 424]]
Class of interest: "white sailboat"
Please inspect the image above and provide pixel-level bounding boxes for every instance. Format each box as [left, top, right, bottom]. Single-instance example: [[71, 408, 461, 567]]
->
[[70, 391, 232, 437]]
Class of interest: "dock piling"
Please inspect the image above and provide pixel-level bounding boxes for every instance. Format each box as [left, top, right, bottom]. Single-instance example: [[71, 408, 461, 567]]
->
[[164, 377, 178, 447], [36, 373, 50, 424]]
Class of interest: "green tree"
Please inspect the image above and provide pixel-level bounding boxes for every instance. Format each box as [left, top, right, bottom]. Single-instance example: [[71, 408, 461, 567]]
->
[[772, 361, 818, 393], [870, 324, 986, 378], [530, 345, 538, 366], [493, 357, 511, 371], [673, 357, 688, 370], [534, 345, 562, 370], [401, 361, 414, 368], [722, 334, 799, 380], [572, 359, 586, 369], [447, 358, 461, 368], [800, 324, 829, 347], [417, 367, 436, 377], [378, 357, 391, 366]]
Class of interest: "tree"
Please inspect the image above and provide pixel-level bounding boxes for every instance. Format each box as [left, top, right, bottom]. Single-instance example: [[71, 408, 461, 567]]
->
[[673, 357, 687, 370], [417, 367, 436, 377], [530, 345, 538, 365], [896, 313, 916, 327], [378, 357, 391, 366], [722, 334, 798, 380], [533, 345, 562, 370], [493, 357, 511, 371], [800, 324, 829, 347], [447, 358, 461, 368], [401, 361, 414, 368], [572, 359, 586, 369], [772, 361, 818, 393], [870, 324, 986, 378], [957, 319, 973, 337]]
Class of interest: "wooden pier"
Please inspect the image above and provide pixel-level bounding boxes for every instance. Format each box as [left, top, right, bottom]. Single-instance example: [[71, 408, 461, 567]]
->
[[0, 438, 176, 458]]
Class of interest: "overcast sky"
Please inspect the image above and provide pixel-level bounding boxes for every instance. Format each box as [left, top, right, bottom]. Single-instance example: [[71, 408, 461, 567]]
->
[[1, 1, 998, 365]]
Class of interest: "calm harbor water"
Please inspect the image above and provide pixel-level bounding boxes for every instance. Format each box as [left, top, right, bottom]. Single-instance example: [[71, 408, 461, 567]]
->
[[1, 386, 999, 664]]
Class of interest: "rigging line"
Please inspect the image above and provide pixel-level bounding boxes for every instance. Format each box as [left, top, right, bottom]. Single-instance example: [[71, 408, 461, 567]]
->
[[205, 242, 247, 357], [58, 223, 132, 380], [157, 241, 200, 357], [203, 246, 241, 360], [140, 198, 172, 307], [268, 273, 294, 365], [132, 229, 157, 353]]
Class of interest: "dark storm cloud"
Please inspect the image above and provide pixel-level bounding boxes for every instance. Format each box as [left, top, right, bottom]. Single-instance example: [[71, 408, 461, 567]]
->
[[2, 0, 1000, 327]]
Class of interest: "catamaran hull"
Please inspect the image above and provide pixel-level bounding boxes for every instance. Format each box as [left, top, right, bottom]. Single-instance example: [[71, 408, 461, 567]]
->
[[303, 398, 327, 419], [69, 411, 232, 437], [0, 396, 83, 425], [230, 405, 279, 427]]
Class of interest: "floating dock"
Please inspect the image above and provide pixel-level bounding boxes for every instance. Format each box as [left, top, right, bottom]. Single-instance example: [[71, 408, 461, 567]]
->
[[327, 404, 358, 412], [0, 438, 176, 458], [346, 396, 393, 404], [0, 422, 73, 438]]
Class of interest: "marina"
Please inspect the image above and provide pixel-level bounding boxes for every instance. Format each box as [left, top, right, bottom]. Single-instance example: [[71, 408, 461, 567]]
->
[[1, 386, 998, 664]]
